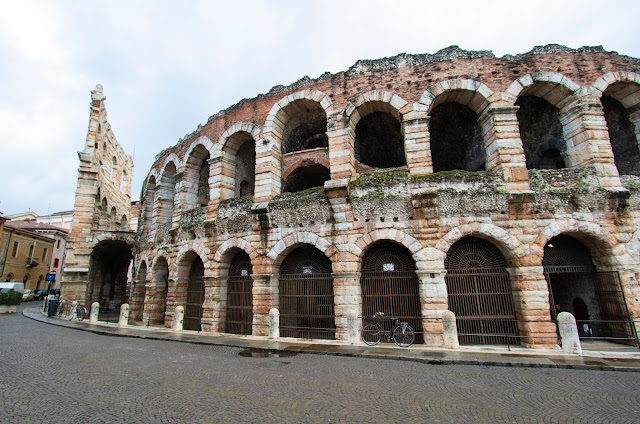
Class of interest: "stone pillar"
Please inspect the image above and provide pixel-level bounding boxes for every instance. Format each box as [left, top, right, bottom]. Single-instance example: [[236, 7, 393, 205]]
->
[[442, 310, 460, 349], [557, 312, 582, 354], [327, 111, 356, 180], [202, 276, 224, 333], [415, 270, 448, 346], [629, 111, 640, 152], [118, 303, 130, 327], [207, 152, 227, 218], [559, 93, 623, 188], [333, 271, 361, 342], [90, 302, 100, 323], [172, 306, 184, 331], [347, 309, 359, 345], [253, 136, 281, 203], [510, 265, 558, 349], [252, 274, 274, 337], [479, 105, 530, 191], [269, 308, 279, 339], [402, 111, 432, 176]]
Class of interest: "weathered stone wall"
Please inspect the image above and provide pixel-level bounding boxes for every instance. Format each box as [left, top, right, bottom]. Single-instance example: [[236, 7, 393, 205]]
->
[[133, 45, 640, 349]]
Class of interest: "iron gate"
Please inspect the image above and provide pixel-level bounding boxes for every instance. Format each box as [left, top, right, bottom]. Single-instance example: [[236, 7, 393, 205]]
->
[[226, 275, 253, 334], [445, 237, 520, 346], [546, 269, 637, 346], [360, 271, 424, 343], [279, 273, 335, 340], [184, 259, 205, 331]]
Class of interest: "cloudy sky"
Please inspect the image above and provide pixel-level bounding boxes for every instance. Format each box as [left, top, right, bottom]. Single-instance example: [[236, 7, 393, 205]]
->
[[1, 0, 639, 216]]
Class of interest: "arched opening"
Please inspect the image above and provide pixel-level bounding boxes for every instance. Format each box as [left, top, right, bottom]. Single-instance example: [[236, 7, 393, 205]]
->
[[150, 257, 169, 325], [5, 273, 13, 282], [156, 162, 177, 226], [444, 237, 519, 345], [360, 241, 423, 344], [279, 245, 335, 340], [282, 102, 328, 154], [355, 111, 405, 169], [88, 240, 133, 321], [140, 176, 156, 234], [602, 95, 640, 176], [184, 256, 205, 331], [235, 139, 255, 197], [225, 250, 253, 335], [197, 156, 210, 206], [282, 164, 330, 193], [110, 207, 118, 230], [130, 261, 147, 321], [120, 215, 128, 231], [185, 144, 211, 209], [543, 234, 636, 345], [429, 103, 484, 172], [516, 95, 566, 169]]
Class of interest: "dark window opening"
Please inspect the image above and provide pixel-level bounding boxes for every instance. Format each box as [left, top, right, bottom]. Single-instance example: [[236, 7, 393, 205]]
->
[[602, 95, 640, 176], [429, 103, 484, 172], [235, 139, 255, 197], [355, 111, 406, 168], [282, 164, 330, 193], [197, 155, 210, 206], [516, 95, 566, 170], [282, 107, 327, 154]]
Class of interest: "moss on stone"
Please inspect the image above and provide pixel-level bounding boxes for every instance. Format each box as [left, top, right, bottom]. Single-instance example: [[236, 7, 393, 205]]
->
[[218, 196, 253, 209], [269, 186, 327, 209], [349, 170, 409, 189]]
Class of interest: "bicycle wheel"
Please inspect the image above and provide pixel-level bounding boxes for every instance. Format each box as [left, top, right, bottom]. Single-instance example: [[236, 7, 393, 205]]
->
[[392, 323, 415, 348], [362, 324, 382, 346], [56, 304, 64, 317], [77, 306, 87, 321]]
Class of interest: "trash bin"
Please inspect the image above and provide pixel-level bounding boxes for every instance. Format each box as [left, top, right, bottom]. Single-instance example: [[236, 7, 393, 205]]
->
[[48, 299, 59, 317]]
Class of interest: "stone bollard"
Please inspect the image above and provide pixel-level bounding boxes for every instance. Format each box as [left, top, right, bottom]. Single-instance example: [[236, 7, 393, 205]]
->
[[269, 308, 279, 339], [172, 306, 184, 331], [557, 312, 582, 355], [90, 302, 100, 323], [118, 303, 130, 327], [442, 310, 460, 349], [347, 309, 359, 345]]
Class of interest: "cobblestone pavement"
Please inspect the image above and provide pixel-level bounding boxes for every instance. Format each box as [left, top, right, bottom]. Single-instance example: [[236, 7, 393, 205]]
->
[[2, 305, 640, 423]]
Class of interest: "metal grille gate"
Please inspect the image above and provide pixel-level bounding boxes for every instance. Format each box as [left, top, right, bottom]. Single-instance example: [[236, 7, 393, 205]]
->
[[226, 253, 253, 335], [445, 237, 520, 346], [546, 269, 637, 346], [184, 259, 205, 331], [279, 245, 335, 340]]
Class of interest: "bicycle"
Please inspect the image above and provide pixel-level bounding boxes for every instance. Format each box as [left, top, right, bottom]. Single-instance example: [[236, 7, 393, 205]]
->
[[68, 302, 87, 321], [362, 312, 415, 348], [55, 300, 66, 317]]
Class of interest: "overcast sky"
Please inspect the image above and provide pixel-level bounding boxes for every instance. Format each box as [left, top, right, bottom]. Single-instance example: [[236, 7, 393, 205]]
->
[[1, 0, 639, 216]]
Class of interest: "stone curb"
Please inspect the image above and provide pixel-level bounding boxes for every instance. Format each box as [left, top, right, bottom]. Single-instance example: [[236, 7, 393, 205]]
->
[[23, 308, 640, 373]]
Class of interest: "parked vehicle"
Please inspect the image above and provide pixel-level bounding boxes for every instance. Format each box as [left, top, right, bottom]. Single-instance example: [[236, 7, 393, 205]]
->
[[34, 290, 49, 300], [21, 290, 35, 302], [0, 282, 24, 293]]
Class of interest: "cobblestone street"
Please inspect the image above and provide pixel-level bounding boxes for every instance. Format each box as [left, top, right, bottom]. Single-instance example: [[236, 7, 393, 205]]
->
[[1, 305, 639, 423]]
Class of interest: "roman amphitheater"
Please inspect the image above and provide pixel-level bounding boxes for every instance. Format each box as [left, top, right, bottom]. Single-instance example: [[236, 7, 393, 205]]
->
[[61, 45, 640, 349]]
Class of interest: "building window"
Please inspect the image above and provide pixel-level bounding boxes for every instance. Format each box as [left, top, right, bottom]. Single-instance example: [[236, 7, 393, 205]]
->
[[54, 258, 60, 268], [57, 240, 61, 249], [28, 245, 34, 261], [42, 248, 48, 262], [11, 242, 18, 257]]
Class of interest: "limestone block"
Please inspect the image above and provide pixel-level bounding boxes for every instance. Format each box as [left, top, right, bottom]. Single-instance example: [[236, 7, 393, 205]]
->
[[557, 312, 582, 354]]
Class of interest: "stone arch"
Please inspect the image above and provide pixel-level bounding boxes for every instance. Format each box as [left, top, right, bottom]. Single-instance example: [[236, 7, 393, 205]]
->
[[177, 242, 211, 274], [282, 158, 331, 193], [183, 136, 214, 163], [437, 223, 523, 265], [217, 123, 260, 200], [140, 171, 158, 234], [421, 80, 494, 172], [506, 72, 580, 107], [156, 156, 180, 226], [591, 72, 640, 111], [263, 90, 332, 146], [419, 79, 494, 115], [267, 231, 333, 268], [353, 228, 424, 270], [182, 137, 213, 209], [535, 219, 627, 268], [344, 91, 409, 170], [214, 237, 259, 276]]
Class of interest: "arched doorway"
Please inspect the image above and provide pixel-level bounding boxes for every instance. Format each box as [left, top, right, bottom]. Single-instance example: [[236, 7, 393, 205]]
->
[[184, 256, 205, 331], [88, 240, 133, 320], [444, 237, 519, 345], [360, 242, 423, 344], [279, 245, 335, 340], [544, 234, 636, 345], [225, 251, 253, 335], [130, 261, 147, 321]]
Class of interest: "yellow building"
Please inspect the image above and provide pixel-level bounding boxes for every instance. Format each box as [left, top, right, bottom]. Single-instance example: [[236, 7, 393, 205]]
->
[[1, 221, 55, 291]]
